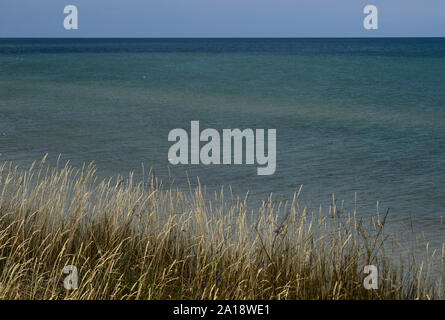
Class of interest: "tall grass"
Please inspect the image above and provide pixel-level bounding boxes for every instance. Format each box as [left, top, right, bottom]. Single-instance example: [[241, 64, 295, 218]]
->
[[0, 155, 442, 299]]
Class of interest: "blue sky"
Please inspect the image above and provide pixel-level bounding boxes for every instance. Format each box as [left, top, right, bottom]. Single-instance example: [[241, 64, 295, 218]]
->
[[1, 0, 444, 37]]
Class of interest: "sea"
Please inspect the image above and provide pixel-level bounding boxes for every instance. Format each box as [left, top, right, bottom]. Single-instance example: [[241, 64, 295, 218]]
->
[[1, 38, 445, 246]]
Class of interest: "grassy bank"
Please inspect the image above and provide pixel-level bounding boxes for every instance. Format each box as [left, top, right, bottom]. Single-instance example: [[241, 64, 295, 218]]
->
[[0, 156, 442, 299]]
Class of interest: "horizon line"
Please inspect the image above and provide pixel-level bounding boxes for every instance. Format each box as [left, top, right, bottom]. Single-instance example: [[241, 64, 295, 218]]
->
[[1, 36, 445, 40]]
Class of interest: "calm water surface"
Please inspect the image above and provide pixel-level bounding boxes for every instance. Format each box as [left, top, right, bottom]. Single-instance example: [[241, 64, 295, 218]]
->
[[1, 38, 445, 245]]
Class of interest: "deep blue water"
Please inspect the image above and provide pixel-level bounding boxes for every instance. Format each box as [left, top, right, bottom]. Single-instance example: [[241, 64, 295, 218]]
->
[[1, 38, 445, 242]]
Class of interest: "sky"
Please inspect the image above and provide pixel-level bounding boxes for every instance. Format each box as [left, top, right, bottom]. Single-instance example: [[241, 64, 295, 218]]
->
[[1, 0, 444, 38]]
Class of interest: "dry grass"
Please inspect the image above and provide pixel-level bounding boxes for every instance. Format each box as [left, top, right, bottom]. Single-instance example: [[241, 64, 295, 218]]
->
[[0, 155, 443, 300]]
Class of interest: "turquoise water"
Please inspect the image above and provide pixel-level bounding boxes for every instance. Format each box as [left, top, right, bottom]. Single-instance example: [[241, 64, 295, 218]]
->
[[1, 38, 445, 241]]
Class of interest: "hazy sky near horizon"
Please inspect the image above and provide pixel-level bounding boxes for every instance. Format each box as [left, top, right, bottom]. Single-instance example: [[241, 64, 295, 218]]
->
[[1, 0, 444, 37]]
